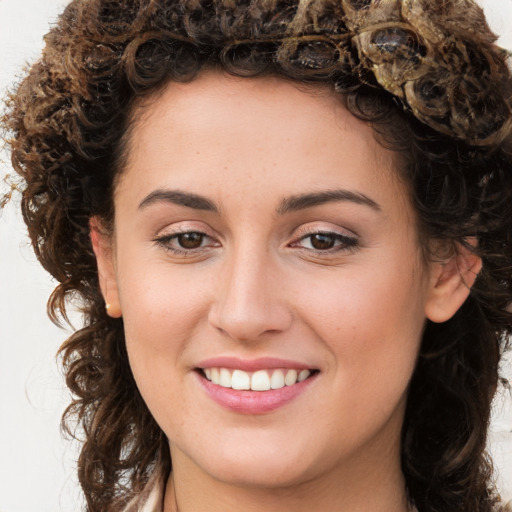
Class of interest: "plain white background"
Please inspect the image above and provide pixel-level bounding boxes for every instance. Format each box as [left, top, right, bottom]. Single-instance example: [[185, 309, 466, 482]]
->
[[0, 1, 511, 510]]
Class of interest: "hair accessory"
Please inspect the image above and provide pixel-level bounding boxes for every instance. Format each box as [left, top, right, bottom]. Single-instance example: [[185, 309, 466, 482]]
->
[[349, 0, 512, 145], [271, 0, 512, 145]]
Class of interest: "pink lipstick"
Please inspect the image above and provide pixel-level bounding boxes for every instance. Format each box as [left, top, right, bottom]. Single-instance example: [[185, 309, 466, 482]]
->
[[195, 357, 318, 414]]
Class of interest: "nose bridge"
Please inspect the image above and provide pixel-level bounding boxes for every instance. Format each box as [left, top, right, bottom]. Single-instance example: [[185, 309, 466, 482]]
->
[[209, 241, 291, 341]]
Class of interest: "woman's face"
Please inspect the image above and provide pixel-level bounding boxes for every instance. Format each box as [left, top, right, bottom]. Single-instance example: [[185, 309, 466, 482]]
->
[[96, 72, 439, 489]]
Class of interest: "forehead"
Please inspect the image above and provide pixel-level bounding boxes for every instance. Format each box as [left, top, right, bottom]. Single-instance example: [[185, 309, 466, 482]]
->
[[117, 71, 409, 214]]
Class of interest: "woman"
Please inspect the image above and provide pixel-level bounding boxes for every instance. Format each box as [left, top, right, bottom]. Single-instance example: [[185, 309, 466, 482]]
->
[[3, 0, 512, 511]]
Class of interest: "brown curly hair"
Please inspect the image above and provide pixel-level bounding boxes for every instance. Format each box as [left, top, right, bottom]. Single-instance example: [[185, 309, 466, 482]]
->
[[3, 0, 512, 511]]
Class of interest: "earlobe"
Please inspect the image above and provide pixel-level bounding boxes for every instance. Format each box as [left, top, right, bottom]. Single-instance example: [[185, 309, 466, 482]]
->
[[424, 242, 482, 324], [90, 217, 122, 319]]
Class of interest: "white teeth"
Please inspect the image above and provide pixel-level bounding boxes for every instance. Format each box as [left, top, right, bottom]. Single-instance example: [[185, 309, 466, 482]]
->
[[211, 367, 220, 385], [284, 369, 298, 386], [231, 369, 251, 390], [270, 369, 285, 389], [251, 370, 271, 391], [219, 368, 231, 388], [298, 369, 311, 382], [203, 367, 314, 391]]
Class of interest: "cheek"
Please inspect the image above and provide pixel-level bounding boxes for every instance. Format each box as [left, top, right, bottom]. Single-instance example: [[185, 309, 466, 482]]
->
[[117, 260, 212, 396], [120, 259, 210, 336], [296, 257, 427, 391], [298, 259, 426, 337]]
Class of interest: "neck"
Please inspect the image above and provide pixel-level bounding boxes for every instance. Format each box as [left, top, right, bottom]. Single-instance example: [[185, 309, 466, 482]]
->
[[163, 441, 410, 512]]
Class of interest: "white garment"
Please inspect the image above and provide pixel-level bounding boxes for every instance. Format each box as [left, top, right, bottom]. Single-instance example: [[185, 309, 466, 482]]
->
[[138, 483, 164, 512], [121, 471, 164, 512]]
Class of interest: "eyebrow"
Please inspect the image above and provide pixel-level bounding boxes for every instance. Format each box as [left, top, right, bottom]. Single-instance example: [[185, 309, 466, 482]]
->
[[138, 188, 381, 215], [138, 190, 218, 212], [276, 189, 381, 214]]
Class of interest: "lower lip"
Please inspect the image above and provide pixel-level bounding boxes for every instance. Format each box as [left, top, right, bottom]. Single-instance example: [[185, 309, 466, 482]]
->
[[197, 372, 317, 414]]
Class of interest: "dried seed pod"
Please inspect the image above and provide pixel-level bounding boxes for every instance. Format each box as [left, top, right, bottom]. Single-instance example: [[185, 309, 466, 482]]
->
[[354, 25, 426, 95], [401, 0, 496, 47], [342, 0, 400, 31]]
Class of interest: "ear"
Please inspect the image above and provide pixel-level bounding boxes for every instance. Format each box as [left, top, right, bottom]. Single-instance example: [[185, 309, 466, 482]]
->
[[424, 240, 482, 323], [90, 217, 122, 318]]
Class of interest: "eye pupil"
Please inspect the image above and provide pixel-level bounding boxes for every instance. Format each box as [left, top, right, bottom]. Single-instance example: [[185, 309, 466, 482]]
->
[[310, 233, 336, 250], [178, 232, 204, 249]]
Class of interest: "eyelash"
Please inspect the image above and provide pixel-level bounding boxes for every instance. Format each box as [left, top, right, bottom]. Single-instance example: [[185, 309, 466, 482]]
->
[[153, 228, 359, 256], [290, 229, 359, 254], [153, 230, 217, 256]]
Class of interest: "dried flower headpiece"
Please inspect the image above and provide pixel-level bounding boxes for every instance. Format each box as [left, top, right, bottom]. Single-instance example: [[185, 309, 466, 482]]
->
[[227, 0, 511, 146], [348, 0, 511, 145]]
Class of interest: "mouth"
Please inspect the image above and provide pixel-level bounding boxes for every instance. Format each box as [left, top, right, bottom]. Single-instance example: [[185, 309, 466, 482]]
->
[[195, 357, 320, 413], [198, 367, 319, 391]]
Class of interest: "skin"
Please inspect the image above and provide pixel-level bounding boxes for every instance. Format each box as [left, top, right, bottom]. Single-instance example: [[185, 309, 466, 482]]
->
[[92, 71, 480, 512]]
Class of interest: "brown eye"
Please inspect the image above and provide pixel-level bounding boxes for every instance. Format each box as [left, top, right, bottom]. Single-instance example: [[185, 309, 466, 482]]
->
[[177, 232, 204, 249], [292, 230, 359, 254], [309, 233, 336, 250]]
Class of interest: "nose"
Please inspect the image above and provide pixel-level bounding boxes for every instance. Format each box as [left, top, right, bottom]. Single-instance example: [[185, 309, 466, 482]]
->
[[208, 247, 293, 342]]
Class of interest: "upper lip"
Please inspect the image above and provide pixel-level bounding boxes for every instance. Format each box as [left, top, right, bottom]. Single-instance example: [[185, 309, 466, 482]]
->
[[196, 357, 316, 372]]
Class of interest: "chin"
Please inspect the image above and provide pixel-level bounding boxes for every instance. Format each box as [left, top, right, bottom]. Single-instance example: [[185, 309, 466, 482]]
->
[[176, 431, 335, 490], [202, 456, 314, 489]]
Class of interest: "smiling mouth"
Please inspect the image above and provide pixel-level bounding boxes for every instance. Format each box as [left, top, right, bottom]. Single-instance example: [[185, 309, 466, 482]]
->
[[198, 367, 318, 391]]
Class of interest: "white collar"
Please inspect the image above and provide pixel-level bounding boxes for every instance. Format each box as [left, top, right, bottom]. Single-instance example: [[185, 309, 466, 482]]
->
[[121, 471, 164, 512]]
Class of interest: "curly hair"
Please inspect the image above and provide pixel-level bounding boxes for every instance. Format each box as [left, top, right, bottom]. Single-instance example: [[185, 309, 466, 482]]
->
[[3, 0, 512, 511]]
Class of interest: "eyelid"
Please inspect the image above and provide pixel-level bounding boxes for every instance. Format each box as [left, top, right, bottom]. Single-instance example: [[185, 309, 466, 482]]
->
[[292, 223, 358, 241], [153, 221, 216, 239]]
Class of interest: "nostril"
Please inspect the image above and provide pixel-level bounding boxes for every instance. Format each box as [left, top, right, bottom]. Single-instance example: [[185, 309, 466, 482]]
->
[[208, 301, 293, 343]]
